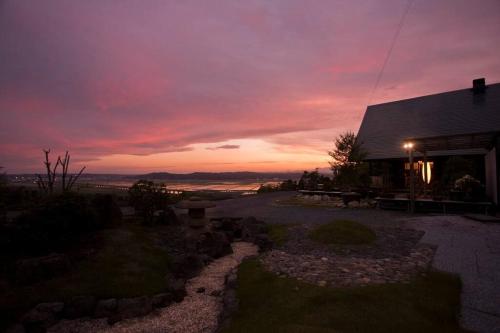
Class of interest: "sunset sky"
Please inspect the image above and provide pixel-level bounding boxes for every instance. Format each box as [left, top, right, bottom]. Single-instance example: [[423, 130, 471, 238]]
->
[[1, 0, 500, 174]]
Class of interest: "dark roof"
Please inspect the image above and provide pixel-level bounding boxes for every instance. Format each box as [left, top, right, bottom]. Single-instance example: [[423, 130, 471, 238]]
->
[[357, 83, 500, 160]]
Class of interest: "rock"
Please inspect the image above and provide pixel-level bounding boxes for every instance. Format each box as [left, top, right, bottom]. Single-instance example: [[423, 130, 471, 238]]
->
[[196, 231, 233, 259], [221, 289, 238, 319], [348, 201, 360, 208], [210, 290, 222, 297], [34, 303, 64, 316], [151, 293, 173, 308], [196, 287, 206, 293], [225, 271, 238, 289], [108, 296, 152, 324], [5, 324, 25, 333], [166, 277, 187, 302], [171, 254, 204, 279], [15, 254, 70, 285], [22, 303, 64, 332], [94, 299, 117, 318], [253, 233, 273, 252], [63, 296, 96, 319], [241, 217, 267, 241], [155, 207, 178, 225]]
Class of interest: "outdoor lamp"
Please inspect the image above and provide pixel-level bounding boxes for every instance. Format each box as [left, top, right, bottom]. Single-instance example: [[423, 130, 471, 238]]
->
[[403, 142, 414, 150], [403, 141, 415, 213]]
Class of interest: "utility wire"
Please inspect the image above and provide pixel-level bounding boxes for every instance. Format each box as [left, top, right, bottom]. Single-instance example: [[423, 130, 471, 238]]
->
[[367, 0, 414, 105]]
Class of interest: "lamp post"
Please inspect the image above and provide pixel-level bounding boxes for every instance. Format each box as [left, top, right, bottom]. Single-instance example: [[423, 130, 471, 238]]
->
[[403, 142, 415, 213]]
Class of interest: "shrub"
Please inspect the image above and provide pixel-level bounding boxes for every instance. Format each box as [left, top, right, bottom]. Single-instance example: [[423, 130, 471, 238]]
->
[[91, 194, 123, 227], [309, 220, 376, 245], [129, 180, 170, 225], [7, 193, 99, 256]]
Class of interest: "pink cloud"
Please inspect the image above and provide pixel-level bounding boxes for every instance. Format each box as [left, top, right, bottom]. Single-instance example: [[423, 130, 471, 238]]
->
[[1, 0, 500, 172]]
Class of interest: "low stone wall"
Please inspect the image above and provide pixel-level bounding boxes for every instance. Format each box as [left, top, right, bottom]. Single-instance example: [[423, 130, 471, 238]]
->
[[15, 280, 187, 333]]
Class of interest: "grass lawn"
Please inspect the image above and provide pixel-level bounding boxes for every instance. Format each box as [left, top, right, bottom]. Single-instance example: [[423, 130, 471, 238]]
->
[[222, 260, 470, 333], [309, 220, 376, 245], [0, 221, 171, 328], [267, 224, 292, 246]]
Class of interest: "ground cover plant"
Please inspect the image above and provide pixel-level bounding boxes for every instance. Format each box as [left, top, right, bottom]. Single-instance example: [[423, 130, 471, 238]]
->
[[0, 220, 172, 329], [222, 260, 470, 333], [267, 224, 291, 246], [309, 220, 376, 245]]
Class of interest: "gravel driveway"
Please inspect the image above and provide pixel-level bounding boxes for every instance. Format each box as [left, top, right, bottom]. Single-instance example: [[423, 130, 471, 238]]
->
[[405, 215, 500, 333], [208, 192, 410, 227]]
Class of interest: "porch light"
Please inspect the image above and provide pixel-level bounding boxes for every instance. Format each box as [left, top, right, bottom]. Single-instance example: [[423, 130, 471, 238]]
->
[[403, 142, 414, 150], [421, 161, 432, 184]]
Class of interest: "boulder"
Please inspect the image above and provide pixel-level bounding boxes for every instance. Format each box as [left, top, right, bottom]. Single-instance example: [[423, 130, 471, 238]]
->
[[15, 254, 70, 285], [151, 293, 173, 308], [94, 299, 117, 318], [196, 231, 232, 259], [63, 296, 96, 319], [225, 271, 238, 289], [171, 254, 204, 279], [166, 277, 187, 302], [108, 296, 152, 324], [221, 289, 238, 320], [241, 217, 267, 241], [348, 201, 360, 208], [22, 302, 64, 332], [5, 324, 25, 333], [154, 207, 178, 225], [254, 233, 273, 252]]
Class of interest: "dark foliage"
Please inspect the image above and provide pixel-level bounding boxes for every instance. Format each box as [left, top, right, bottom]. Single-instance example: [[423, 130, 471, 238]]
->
[[2, 193, 122, 257], [91, 194, 123, 227], [297, 171, 335, 191], [257, 179, 298, 193], [129, 180, 170, 225], [0, 186, 41, 211], [329, 132, 370, 189], [442, 156, 475, 187]]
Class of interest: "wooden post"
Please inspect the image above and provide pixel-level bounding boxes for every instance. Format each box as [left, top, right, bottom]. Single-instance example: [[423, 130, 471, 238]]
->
[[409, 149, 415, 213]]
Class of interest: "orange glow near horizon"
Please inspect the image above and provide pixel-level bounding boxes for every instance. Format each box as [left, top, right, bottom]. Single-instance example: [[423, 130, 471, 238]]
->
[[84, 139, 330, 174]]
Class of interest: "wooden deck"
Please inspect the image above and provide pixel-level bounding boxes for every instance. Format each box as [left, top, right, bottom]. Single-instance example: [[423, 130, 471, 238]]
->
[[376, 197, 493, 215]]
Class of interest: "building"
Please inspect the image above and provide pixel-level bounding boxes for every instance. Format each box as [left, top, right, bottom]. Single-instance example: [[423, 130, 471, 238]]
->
[[357, 78, 500, 204]]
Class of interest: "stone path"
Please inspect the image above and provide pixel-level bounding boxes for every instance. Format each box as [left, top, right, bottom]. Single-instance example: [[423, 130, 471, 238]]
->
[[405, 215, 500, 333], [49, 242, 258, 333]]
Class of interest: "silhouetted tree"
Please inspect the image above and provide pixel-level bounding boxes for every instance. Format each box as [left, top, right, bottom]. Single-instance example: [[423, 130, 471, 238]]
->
[[328, 132, 370, 188], [129, 180, 169, 224], [37, 150, 85, 194]]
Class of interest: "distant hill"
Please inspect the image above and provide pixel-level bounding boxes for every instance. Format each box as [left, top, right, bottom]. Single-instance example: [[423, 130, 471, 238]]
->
[[134, 172, 302, 181], [8, 171, 304, 183]]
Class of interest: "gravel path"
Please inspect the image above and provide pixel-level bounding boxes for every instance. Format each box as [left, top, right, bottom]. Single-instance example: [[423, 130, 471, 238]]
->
[[49, 242, 258, 333], [405, 216, 500, 333]]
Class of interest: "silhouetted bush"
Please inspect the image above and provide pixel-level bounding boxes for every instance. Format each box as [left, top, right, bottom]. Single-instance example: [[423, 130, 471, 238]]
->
[[1, 186, 41, 210], [298, 171, 335, 191], [129, 180, 170, 225], [12, 193, 95, 254], [92, 194, 123, 227], [5, 193, 105, 256]]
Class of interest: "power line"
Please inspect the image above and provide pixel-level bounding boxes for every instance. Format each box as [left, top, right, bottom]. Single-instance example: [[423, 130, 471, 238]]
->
[[368, 0, 414, 105]]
